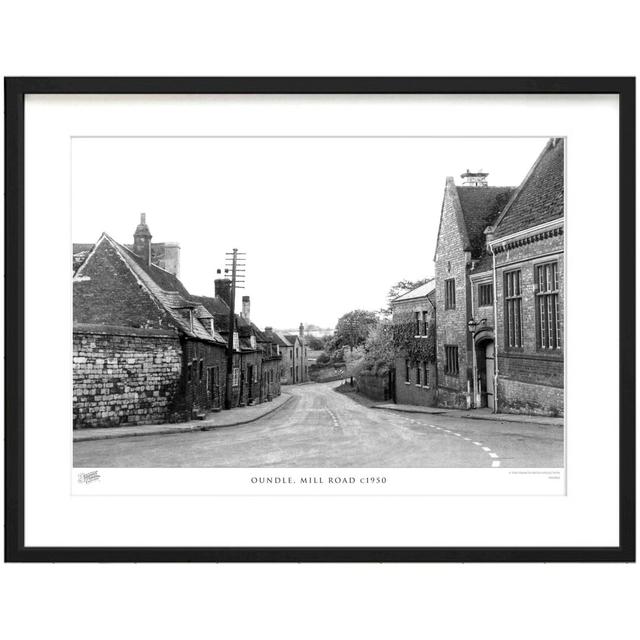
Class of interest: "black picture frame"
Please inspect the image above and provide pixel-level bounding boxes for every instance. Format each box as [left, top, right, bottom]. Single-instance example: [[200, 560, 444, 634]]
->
[[4, 77, 635, 563]]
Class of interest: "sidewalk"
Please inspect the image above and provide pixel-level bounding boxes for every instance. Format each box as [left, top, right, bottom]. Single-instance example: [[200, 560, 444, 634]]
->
[[372, 402, 563, 427], [74, 393, 294, 442]]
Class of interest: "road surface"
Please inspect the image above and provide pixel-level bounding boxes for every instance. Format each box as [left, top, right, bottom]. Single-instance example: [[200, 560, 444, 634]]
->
[[73, 381, 564, 468]]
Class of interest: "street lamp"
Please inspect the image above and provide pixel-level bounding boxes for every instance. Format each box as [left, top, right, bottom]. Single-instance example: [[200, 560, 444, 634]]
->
[[468, 318, 479, 409]]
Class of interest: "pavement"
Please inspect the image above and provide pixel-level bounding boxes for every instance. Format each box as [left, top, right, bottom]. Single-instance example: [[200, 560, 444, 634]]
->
[[74, 380, 564, 468], [372, 402, 563, 427], [73, 392, 294, 442]]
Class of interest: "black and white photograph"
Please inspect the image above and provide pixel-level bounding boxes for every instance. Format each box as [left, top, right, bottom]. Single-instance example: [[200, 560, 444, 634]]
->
[[71, 135, 565, 472]]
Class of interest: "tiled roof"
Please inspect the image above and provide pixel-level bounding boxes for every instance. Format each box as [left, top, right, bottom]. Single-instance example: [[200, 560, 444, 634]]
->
[[456, 186, 515, 257], [120, 244, 191, 297], [73, 243, 95, 271], [471, 252, 494, 274], [284, 334, 300, 345], [190, 295, 231, 333], [264, 330, 292, 348], [391, 279, 435, 303], [493, 138, 564, 237], [81, 235, 226, 345]]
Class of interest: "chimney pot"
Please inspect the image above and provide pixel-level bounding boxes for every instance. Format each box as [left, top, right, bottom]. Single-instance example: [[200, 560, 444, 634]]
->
[[242, 296, 251, 323], [215, 278, 232, 308], [133, 213, 152, 266]]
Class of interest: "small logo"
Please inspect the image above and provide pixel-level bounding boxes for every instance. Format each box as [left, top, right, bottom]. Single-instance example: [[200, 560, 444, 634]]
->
[[78, 470, 101, 484]]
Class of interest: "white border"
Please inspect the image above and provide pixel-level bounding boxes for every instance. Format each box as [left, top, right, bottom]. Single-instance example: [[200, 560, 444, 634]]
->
[[24, 94, 619, 547]]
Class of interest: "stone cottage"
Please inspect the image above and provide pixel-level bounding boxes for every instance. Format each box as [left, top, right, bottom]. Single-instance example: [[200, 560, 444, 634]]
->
[[73, 219, 227, 428]]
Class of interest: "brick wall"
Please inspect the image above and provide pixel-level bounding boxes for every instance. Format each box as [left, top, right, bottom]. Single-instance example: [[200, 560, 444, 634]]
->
[[493, 230, 564, 415], [394, 357, 437, 406], [74, 239, 169, 329], [434, 178, 473, 409], [73, 325, 182, 428], [498, 378, 564, 417]]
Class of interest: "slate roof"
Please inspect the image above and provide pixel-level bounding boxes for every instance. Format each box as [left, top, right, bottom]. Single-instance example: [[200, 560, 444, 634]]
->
[[456, 186, 515, 257], [73, 243, 95, 271], [284, 334, 300, 345], [74, 234, 226, 345], [264, 330, 292, 348], [493, 138, 564, 238], [391, 279, 435, 303]]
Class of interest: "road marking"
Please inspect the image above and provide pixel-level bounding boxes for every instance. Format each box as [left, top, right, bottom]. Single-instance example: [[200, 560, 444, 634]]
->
[[482, 446, 492, 452], [452, 432, 461, 437], [492, 461, 501, 467], [463, 437, 471, 441], [473, 442, 482, 446], [489, 452, 499, 458]]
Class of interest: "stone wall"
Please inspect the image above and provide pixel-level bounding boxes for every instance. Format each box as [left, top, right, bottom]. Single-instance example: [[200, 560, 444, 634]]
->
[[356, 372, 392, 402], [434, 178, 473, 409], [73, 324, 182, 428]]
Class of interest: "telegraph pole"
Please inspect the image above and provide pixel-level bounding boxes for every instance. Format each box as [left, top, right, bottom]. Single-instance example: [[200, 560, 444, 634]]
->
[[223, 249, 245, 410]]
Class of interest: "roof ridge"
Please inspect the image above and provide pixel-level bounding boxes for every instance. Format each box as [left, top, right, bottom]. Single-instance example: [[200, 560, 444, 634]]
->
[[492, 138, 560, 235]]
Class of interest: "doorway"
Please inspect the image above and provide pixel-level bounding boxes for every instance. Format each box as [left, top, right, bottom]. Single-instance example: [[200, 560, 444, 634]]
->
[[484, 342, 495, 410], [475, 339, 495, 410]]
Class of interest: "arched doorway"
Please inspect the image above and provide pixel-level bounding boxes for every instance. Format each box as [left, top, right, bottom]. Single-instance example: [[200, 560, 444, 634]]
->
[[474, 331, 495, 410]]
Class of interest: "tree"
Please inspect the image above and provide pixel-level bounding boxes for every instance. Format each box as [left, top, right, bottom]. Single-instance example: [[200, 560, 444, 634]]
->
[[362, 321, 395, 375], [334, 309, 378, 353]]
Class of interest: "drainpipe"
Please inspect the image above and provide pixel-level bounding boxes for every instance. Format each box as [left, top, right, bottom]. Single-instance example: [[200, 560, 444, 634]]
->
[[470, 279, 478, 409], [489, 242, 500, 413]]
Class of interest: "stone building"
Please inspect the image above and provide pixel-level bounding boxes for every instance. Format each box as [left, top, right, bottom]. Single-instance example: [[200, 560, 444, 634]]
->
[[263, 328, 294, 384], [433, 138, 564, 415], [73, 223, 227, 427], [390, 281, 437, 406], [73, 214, 282, 427], [284, 324, 309, 383]]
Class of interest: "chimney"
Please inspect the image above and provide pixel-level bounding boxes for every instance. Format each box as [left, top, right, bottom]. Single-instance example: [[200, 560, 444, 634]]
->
[[299, 322, 304, 338], [265, 326, 273, 332], [133, 213, 153, 265], [215, 278, 232, 308], [460, 169, 489, 187], [241, 296, 250, 323]]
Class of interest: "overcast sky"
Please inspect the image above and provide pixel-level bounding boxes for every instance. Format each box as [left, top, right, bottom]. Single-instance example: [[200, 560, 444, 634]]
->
[[72, 136, 547, 330]]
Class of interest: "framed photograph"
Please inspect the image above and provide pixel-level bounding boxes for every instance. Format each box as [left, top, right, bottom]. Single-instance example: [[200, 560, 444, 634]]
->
[[4, 77, 635, 562]]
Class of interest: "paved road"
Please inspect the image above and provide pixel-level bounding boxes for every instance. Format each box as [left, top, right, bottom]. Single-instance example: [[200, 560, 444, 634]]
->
[[73, 381, 564, 468]]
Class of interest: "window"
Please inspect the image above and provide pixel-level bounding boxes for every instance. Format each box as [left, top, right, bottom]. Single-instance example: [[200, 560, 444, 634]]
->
[[416, 362, 421, 385], [536, 261, 561, 349], [422, 311, 429, 336], [415, 311, 421, 336], [423, 362, 429, 387], [198, 359, 204, 381], [445, 278, 456, 309], [187, 363, 192, 383], [444, 345, 458, 376], [504, 270, 523, 348], [192, 359, 198, 381], [478, 283, 493, 307], [405, 359, 410, 382], [232, 367, 239, 387]]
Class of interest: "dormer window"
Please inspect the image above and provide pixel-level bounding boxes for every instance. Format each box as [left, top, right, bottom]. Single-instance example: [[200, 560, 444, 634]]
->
[[233, 332, 239, 351], [250, 335, 257, 349]]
